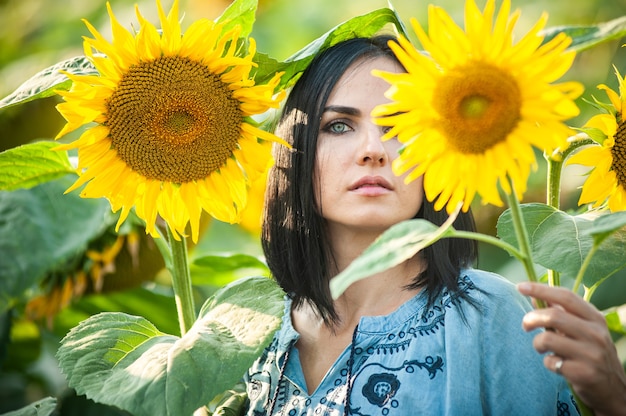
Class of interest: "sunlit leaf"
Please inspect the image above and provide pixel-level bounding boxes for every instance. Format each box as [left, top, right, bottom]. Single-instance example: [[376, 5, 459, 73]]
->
[[497, 204, 626, 288], [254, 7, 406, 89], [330, 216, 458, 299], [542, 15, 626, 52], [604, 305, 626, 335], [57, 276, 284, 416], [216, 0, 257, 38], [0, 141, 74, 191], [0, 56, 96, 110]]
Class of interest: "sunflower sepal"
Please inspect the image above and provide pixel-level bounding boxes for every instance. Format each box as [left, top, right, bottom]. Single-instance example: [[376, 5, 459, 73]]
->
[[575, 126, 609, 146]]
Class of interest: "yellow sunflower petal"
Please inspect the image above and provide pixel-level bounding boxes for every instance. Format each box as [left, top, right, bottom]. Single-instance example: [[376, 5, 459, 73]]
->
[[135, 4, 162, 61], [157, 0, 182, 56], [608, 187, 626, 212]]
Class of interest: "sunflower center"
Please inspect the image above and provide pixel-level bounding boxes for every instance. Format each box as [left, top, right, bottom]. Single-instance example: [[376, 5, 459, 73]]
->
[[433, 62, 522, 154], [164, 110, 196, 136], [106, 56, 242, 183], [611, 119, 626, 188]]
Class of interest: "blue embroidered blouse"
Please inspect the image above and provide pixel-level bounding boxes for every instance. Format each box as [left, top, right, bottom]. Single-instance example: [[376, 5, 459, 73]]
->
[[244, 269, 580, 415]]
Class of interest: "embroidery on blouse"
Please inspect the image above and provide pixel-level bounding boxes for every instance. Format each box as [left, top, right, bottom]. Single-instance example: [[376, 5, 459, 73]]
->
[[557, 392, 581, 416], [361, 373, 400, 406], [248, 274, 478, 415]]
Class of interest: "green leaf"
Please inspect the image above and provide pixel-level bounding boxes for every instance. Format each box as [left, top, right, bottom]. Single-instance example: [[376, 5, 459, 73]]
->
[[254, 7, 406, 89], [576, 127, 608, 145], [542, 15, 626, 52], [215, 0, 257, 38], [57, 276, 284, 416], [209, 382, 247, 415], [53, 286, 180, 339], [0, 175, 116, 312], [0, 141, 74, 191], [193, 254, 266, 272], [588, 211, 626, 246], [1, 397, 57, 416], [497, 204, 626, 288], [191, 253, 269, 287], [0, 56, 96, 110], [330, 218, 454, 298], [604, 306, 626, 335]]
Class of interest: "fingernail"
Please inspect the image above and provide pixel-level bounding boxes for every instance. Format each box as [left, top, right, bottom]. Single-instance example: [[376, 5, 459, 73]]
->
[[517, 282, 532, 293]]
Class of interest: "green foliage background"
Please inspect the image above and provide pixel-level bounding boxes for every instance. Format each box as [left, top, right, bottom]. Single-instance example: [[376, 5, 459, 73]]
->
[[1, 0, 625, 414]]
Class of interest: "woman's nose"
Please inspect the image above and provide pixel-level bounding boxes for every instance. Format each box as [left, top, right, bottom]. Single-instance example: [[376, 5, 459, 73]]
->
[[359, 126, 387, 165]]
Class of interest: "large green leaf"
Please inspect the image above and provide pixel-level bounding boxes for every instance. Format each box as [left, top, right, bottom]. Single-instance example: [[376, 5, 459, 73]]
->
[[330, 217, 456, 298], [0, 141, 74, 191], [1, 397, 57, 416], [497, 204, 626, 288], [0, 56, 96, 110], [57, 276, 284, 416], [0, 175, 116, 312], [542, 15, 626, 52], [53, 286, 180, 339], [253, 7, 407, 89]]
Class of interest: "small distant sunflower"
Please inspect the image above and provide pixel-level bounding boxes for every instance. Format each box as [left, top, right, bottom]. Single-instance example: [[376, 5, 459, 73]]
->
[[372, 0, 583, 213], [568, 67, 626, 212], [55, 0, 287, 242]]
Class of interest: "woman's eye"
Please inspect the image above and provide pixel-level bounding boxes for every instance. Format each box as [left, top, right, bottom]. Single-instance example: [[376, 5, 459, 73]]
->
[[382, 126, 392, 135], [325, 121, 351, 134]]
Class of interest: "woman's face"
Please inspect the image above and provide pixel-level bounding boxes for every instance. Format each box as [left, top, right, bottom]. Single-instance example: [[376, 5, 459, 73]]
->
[[314, 56, 424, 235]]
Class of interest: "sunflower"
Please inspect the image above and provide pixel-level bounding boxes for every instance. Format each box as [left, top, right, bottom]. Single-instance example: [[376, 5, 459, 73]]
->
[[372, 0, 583, 213], [568, 67, 626, 212], [238, 140, 273, 235], [55, 0, 287, 242]]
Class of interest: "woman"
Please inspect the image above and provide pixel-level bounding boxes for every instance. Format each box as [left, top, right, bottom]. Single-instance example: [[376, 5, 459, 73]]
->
[[244, 35, 626, 415]]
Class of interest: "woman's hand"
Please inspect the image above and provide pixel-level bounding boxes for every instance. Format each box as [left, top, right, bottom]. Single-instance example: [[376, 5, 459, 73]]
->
[[517, 282, 626, 416]]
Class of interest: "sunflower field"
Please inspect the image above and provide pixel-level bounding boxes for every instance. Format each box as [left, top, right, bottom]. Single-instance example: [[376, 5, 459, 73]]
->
[[0, 0, 625, 415]]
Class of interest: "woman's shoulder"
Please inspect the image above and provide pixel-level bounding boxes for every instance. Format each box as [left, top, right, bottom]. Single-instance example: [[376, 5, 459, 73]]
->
[[456, 268, 534, 317], [459, 268, 521, 296]]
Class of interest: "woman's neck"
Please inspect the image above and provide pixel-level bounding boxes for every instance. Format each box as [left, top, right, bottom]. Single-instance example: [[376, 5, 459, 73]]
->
[[331, 257, 424, 327]]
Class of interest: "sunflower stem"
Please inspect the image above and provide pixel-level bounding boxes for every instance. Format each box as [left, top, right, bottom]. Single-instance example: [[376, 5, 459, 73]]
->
[[166, 227, 196, 336], [545, 154, 563, 287], [546, 138, 596, 416], [504, 177, 547, 309], [545, 134, 595, 287], [450, 231, 525, 261], [152, 227, 173, 270]]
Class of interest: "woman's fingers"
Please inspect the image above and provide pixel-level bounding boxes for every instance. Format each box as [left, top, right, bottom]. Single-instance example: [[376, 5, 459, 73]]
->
[[517, 282, 604, 322], [518, 282, 626, 415]]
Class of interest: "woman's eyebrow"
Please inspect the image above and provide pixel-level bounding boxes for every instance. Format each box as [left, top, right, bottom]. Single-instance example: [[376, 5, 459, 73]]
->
[[322, 105, 361, 116]]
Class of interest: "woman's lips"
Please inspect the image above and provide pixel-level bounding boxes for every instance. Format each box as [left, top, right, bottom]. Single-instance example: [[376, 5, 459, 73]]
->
[[349, 176, 393, 195]]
